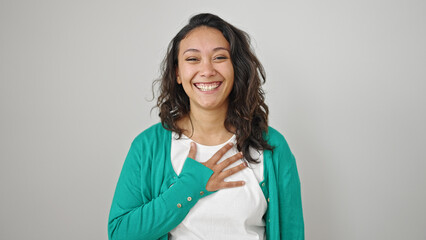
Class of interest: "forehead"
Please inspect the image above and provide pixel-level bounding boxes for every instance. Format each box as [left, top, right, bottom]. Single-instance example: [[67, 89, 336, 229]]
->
[[179, 27, 230, 53]]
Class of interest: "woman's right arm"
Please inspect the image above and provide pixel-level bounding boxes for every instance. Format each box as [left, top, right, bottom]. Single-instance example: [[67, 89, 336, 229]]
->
[[108, 139, 215, 240]]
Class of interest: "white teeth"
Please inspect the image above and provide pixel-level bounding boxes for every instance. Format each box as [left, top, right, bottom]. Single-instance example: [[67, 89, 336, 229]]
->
[[194, 82, 220, 91]]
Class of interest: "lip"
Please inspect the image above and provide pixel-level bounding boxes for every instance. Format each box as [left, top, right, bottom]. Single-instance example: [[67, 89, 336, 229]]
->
[[193, 81, 222, 93]]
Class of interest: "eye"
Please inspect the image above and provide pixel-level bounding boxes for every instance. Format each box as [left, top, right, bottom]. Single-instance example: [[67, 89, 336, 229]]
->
[[213, 55, 229, 61], [185, 57, 199, 62]]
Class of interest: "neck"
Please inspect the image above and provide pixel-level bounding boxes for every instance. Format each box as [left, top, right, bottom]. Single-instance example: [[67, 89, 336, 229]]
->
[[178, 104, 234, 145]]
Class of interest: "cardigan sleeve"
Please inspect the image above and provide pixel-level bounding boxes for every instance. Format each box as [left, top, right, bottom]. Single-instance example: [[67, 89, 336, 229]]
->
[[108, 138, 215, 240], [277, 138, 305, 239]]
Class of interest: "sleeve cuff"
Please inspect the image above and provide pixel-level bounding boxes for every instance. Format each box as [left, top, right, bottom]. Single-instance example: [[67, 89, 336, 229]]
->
[[161, 158, 216, 211]]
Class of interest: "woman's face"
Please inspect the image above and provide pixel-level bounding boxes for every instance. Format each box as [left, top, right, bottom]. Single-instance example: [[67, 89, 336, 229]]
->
[[176, 27, 234, 113]]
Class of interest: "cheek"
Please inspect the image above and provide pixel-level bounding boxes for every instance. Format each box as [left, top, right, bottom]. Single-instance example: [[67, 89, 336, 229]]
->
[[229, 68, 235, 80], [180, 70, 198, 85], [219, 63, 234, 80]]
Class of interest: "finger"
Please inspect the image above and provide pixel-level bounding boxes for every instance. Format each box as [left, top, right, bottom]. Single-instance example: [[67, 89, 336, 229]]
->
[[220, 180, 246, 189], [187, 142, 197, 160], [208, 142, 234, 165], [216, 152, 243, 171], [220, 162, 248, 179]]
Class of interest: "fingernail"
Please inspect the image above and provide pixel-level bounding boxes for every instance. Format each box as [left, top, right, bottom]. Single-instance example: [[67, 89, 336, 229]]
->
[[241, 181, 245, 185], [239, 152, 243, 157], [228, 142, 233, 146], [191, 142, 195, 147], [244, 162, 248, 167]]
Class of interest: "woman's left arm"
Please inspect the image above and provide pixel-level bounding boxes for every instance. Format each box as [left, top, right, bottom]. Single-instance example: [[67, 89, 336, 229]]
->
[[275, 134, 305, 239]]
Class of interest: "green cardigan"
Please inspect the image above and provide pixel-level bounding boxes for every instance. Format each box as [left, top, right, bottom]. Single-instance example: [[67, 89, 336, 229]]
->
[[108, 123, 304, 239]]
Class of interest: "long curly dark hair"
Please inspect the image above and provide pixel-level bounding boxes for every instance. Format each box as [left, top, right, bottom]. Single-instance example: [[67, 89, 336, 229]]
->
[[154, 13, 273, 163]]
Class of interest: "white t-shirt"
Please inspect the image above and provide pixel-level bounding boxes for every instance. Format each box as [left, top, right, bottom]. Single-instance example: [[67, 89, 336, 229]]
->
[[169, 133, 267, 240]]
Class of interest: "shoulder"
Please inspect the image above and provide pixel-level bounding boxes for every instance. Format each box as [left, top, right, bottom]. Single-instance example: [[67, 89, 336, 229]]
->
[[264, 126, 294, 160], [127, 123, 171, 156], [132, 123, 169, 144], [264, 126, 290, 148], [124, 123, 171, 165]]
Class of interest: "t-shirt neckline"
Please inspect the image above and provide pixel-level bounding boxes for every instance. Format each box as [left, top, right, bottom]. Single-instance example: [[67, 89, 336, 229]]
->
[[173, 132, 236, 150]]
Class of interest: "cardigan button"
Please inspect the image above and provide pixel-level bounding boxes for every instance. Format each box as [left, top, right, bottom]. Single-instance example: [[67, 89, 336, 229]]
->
[[187, 197, 192, 201], [267, 198, 270, 202], [200, 191, 204, 196], [261, 183, 265, 187], [177, 203, 182, 208]]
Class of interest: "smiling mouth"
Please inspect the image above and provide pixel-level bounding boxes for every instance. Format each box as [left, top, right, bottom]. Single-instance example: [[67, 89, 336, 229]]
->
[[193, 82, 222, 92]]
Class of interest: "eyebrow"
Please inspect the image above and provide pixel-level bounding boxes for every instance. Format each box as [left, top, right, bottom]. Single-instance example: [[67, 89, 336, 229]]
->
[[183, 47, 230, 54]]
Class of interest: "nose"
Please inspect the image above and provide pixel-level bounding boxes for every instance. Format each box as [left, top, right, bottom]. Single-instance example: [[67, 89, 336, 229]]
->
[[200, 60, 216, 77]]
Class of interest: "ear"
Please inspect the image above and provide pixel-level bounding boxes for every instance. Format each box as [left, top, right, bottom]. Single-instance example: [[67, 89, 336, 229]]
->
[[176, 68, 182, 84]]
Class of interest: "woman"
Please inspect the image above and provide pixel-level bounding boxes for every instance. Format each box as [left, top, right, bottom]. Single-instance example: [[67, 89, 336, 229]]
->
[[108, 13, 304, 240]]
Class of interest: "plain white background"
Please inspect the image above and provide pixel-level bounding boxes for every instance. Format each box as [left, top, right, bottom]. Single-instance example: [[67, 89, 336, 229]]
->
[[1, 0, 425, 239]]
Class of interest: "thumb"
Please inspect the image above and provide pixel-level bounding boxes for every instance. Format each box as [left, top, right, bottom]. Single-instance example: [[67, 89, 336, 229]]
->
[[187, 142, 197, 160]]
